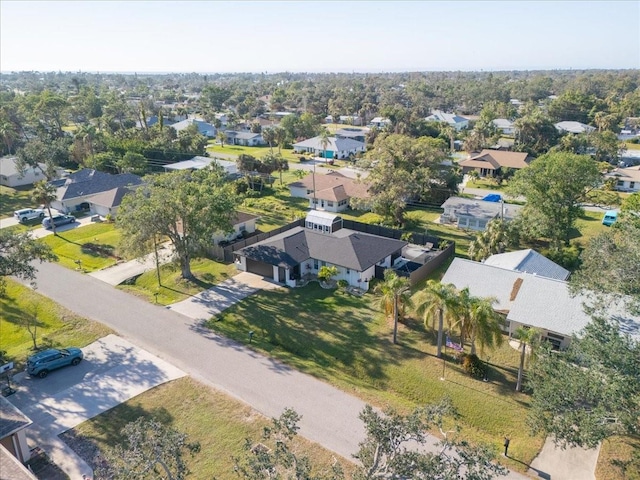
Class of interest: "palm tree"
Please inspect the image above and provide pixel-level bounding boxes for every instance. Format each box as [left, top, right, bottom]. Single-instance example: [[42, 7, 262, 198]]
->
[[0, 120, 18, 155], [375, 269, 411, 344], [466, 296, 504, 355], [32, 180, 58, 234], [319, 128, 331, 163], [274, 127, 287, 155], [262, 127, 276, 154], [514, 326, 542, 392], [414, 280, 460, 358]]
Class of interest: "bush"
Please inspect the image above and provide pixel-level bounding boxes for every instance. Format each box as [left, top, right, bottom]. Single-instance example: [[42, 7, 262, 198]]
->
[[460, 353, 486, 379], [104, 213, 113, 223], [337, 279, 348, 289]]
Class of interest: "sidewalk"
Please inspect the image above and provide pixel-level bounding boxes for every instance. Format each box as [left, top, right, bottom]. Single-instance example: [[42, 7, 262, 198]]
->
[[89, 243, 174, 285]]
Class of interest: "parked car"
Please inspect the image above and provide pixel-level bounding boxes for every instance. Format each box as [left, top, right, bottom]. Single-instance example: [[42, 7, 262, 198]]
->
[[42, 214, 76, 229], [14, 208, 45, 223], [27, 348, 84, 378], [602, 210, 618, 226]]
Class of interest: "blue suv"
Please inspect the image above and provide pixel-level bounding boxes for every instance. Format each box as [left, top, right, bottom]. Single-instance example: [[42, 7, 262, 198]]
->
[[27, 348, 84, 378]]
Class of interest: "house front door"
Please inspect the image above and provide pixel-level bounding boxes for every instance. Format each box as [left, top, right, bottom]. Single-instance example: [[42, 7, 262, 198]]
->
[[278, 267, 286, 283]]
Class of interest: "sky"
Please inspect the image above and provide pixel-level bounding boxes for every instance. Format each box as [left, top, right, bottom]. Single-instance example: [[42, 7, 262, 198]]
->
[[1, 1, 639, 73]]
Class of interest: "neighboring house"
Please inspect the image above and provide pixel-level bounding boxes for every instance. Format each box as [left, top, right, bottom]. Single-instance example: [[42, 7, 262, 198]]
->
[[87, 186, 136, 218], [484, 249, 570, 281], [214, 113, 229, 128], [234, 211, 406, 290], [369, 117, 392, 128], [0, 445, 37, 480], [605, 165, 640, 192], [425, 110, 469, 130], [49, 169, 143, 213], [288, 171, 371, 212], [164, 156, 238, 176], [459, 149, 529, 177], [335, 128, 367, 143], [440, 197, 523, 231], [0, 156, 63, 187], [212, 211, 259, 245], [554, 121, 596, 134], [136, 115, 177, 129], [292, 136, 365, 159], [491, 118, 515, 135], [225, 131, 265, 146], [170, 118, 217, 137], [0, 396, 32, 465], [441, 258, 640, 349], [338, 115, 363, 126]]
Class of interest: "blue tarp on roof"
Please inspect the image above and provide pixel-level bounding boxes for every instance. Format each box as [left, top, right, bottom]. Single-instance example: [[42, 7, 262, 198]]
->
[[482, 194, 502, 202]]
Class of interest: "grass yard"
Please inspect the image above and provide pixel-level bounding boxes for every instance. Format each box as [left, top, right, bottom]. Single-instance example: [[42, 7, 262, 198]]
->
[[118, 258, 236, 305], [206, 283, 544, 472], [624, 141, 640, 150], [596, 435, 640, 480], [207, 143, 300, 162], [570, 209, 610, 244], [0, 280, 113, 368], [63, 377, 353, 480], [39, 222, 124, 272], [465, 178, 507, 191], [0, 184, 36, 218]]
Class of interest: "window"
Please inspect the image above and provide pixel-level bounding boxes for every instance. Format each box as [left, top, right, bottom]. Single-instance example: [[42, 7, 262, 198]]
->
[[313, 259, 318, 269], [631, 182, 636, 189], [307, 189, 314, 194], [239, 224, 246, 232], [346, 269, 350, 275], [617, 180, 625, 187], [327, 201, 333, 207]]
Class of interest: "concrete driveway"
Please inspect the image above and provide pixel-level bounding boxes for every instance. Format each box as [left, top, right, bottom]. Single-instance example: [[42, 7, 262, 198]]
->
[[168, 271, 281, 320], [8, 335, 186, 480], [89, 243, 175, 286]]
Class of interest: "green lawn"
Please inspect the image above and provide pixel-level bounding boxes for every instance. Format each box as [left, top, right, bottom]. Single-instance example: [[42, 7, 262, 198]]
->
[[207, 143, 300, 162], [0, 280, 113, 368], [571, 209, 610, 243], [64, 377, 353, 480], [39, 222, 124, 272], [465, 179, 507, 191], [596, 435, 640, 480], [0, 184, 36, 218], [118, 258, 237, 305], [205, 283, 544, 471], [624, 141, 640, 150]]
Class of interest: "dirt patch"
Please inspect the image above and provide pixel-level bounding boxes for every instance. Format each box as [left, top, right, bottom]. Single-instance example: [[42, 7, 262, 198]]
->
[[59, 430, 110, 476]]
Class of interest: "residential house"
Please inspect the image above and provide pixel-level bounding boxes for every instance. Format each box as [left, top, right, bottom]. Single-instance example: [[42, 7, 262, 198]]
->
[[0, 156, 63, 187], [170, 118, 217, 137], [484, 249, 570, 281], [459, 149, 529, 177], [234, 211, 406, 290], [213, 211, 260, 245], [605, 165, 640, 192], [439, 197, 522, 231], [369, 117, 392, 128], [292, 136, 365, 159], [491, 118, 515, 136], [49, 169, 143, 213], [0, 396, 32, 466], [225, 131, 265, 147], [0, 445, 37, 480], [87, 186, 136, 218], [164, 156, 238, 176], [335, 128, 367, 144], [441, 258, 640, 349], [289, 171, 371, 212], [554, 121, 596, 134], [214, 113, 229, 128], [425, 110, 469, 131], [338, 115, 363, 126]]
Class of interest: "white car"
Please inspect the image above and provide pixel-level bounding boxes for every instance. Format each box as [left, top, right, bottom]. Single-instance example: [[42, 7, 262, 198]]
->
[[14, 208, 45, 223]]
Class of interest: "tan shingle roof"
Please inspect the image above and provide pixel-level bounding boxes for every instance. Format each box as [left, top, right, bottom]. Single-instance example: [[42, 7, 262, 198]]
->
[[460, 150, 529, 170], [289, 172, 370, 201]]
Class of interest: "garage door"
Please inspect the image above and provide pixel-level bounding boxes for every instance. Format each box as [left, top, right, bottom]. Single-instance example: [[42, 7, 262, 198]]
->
[[246, 258, 274, 278]]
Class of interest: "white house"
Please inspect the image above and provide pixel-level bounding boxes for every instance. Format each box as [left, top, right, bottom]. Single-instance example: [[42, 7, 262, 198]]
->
[[605, 165, 640, 192], [292, 136, 365, 159], [225, 131, 265, 147], [369, 117, 392, 129], [212, 211, 259, 245], [425, 110, 469, 131], [87, 186, 136, 218], [491, 118, 515, 136], [164, 156, 238, 176], [288, 171, 371, 212], [554, 121, 596, 134], [234, 211, 406, 291], [0, 156, 62, 187]]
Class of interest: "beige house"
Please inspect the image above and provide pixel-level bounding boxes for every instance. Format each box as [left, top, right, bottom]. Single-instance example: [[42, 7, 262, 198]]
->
[[605, 165, 640, 192], [288, 171, 370, 213], [459, 150, 529, 177]]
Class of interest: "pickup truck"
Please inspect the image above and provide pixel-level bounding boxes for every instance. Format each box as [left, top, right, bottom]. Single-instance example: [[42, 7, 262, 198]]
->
[[14, 208, 45, 223]]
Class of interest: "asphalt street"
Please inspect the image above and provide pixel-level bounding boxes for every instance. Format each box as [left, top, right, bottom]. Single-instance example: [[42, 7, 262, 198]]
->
[[21, 261, 532, 478]]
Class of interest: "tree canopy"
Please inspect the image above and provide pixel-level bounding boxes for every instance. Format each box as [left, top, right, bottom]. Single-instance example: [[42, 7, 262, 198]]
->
[[117, 167, 242, 279]]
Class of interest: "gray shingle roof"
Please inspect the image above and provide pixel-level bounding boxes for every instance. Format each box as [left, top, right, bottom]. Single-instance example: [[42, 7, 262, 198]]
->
[[484, 249, 570, 281], [440, 197, 523, 221], [54, 169, 143, 201], [0, 396, 32, 439], [236, 226, 406, 271]]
